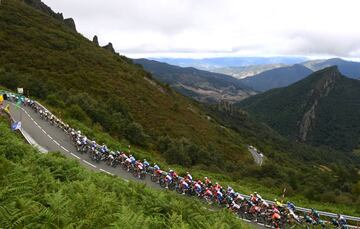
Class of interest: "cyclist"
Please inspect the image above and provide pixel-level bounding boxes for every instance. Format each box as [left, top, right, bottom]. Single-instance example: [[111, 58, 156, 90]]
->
[[143, 159, 150, 171], [184, 172, 193, 181], [336, 214, 347, 228], [164, 173, 173, 189], [179, 178, 189, 195], [233, 192, 245, 204], [227, 186, 235, 197], [129, 155, 136, 165], [124, 156, 133, 172], [310, 208, 320, 222], [204, 176, 212, 188], [193, 181, 202, 196], [135, 160, 144, 178], [203, 188, 213, 202], [287, 201, 296, 212], [216, 189, 224, 204], [168, 169, 178, 180]]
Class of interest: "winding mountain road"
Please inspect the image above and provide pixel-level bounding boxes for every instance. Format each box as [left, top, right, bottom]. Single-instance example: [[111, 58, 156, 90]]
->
[[5, 100, 266, 228], [4, 100, 360, 227], [5, 101, 161, 189]]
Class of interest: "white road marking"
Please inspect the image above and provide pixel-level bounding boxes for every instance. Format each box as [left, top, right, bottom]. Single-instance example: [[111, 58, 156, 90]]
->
[[47, 134, 53, 140], [41, 129, 46, 134], [61, 146, 69, 152], [70, 153, 80, 159], [53, 140, 60, 146], [100, 169, 114, 176], [83, 160, 97, 168]]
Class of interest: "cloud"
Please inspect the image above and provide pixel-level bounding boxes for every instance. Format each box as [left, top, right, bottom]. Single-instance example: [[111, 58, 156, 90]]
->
[[43, 0, 360, 58]]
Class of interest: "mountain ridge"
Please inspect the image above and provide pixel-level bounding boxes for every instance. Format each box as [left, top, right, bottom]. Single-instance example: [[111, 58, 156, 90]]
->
[[238, 66, 360, 151], [302, 58, 360, 79], [134, 58, 256, 103], [240, 64, 313, 91]]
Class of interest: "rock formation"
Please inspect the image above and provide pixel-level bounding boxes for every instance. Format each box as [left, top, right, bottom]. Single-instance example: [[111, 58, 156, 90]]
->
[[93, 35, 99, 46], [24, 0, 77, 32], [102, 42, 116, 54]]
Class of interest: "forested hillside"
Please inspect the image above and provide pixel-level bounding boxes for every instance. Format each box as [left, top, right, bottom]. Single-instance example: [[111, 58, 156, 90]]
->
[[0, 117, 249, 228], [238, 66, 360, 151], [1, 0, 360, 215], [206, 102, 360, 214], [0, 0, 251, 168]]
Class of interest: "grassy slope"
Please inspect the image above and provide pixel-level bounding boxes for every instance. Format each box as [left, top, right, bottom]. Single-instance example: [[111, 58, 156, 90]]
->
[[0, 0, 248, 163], [0, 117, 251, 228]]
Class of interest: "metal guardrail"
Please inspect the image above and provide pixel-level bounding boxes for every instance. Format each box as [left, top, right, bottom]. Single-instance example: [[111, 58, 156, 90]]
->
[[2, 90, 360, 226]]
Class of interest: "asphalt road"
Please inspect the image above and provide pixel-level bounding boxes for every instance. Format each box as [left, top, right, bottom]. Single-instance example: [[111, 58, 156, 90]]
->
[[6, 101, 161, 190], [6, 101, 267, 228], [7, 100, 358, 227]]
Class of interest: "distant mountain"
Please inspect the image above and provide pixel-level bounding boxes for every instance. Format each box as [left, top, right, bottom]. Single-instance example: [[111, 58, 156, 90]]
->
[[134, 58, 256, 103], [240, 64, 313, 92], [302, 58, 360, 79], [151, 57, 308, 70], [209, 64, 287, 79], [238, 66, 360, 151]]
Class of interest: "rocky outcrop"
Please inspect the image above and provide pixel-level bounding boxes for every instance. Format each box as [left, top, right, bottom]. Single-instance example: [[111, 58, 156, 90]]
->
[[24, 0, 77, 32], [63, 18, 77, 31], [93, 35, 99, 46], [298, 67, 341, 141], [102, 42, 116, 54]]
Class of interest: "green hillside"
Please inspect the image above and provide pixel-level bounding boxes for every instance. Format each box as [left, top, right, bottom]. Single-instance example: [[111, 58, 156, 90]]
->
[[238, 66, 360, 151], [206, 102, 360, 214], [0, 0, 250, 167], [0, 117, 250, 228], [1, 0, 360, 215]]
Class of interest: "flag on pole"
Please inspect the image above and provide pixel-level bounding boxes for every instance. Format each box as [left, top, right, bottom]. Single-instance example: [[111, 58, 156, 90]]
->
[[0, 95, 3, 105], [11, 121, 21, 130]]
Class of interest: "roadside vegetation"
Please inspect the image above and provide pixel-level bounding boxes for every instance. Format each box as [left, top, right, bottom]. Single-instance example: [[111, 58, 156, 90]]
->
[[0, 117, 251, 228], [0, 0, 359, 218]]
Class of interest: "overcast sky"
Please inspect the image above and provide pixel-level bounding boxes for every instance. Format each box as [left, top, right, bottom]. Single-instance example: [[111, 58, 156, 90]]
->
[[43, 0, 360, 59]]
